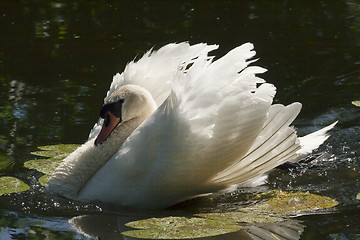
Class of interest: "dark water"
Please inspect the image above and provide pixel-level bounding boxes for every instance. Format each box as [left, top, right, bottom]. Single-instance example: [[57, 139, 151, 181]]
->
[[0, 1, 359, 239]]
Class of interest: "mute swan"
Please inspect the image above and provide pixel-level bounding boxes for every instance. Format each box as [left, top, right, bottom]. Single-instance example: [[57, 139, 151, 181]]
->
[[46, 42, 336, 209]]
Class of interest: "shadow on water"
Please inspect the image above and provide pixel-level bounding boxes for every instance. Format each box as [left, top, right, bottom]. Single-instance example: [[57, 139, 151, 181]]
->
[[0, 0, 360, 239]]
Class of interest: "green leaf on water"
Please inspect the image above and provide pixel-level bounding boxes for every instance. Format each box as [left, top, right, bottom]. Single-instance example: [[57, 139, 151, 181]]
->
[[24, 158, 61, 175], [122, 216, 242, 239], [31, 144, 79, 160], [24, 144, 79, 183], [352, 100, 360, 107], [25, 144, 79, 175], [122, 190, 339, 239], [38, 174, 51, 187], [248, 190, 339, 216], [24, 158, 63, 175], [196, 210, 283, 224], [0, 176, 30, 196]]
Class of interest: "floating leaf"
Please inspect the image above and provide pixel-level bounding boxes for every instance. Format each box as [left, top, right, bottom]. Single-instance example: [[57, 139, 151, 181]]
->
[[24, 158, 63, 175], [0, 176, 30, 196], [38, 174, 51, 187], [248, 190, 338, 216], [352, 100, 360, 107], [122, 216, 242, 239], [122, 190, 338, 239], [25, 144, 79, 174], [25, 144, 79, 183], [31, 144, 79, 160], [196, 210, 283, 224]]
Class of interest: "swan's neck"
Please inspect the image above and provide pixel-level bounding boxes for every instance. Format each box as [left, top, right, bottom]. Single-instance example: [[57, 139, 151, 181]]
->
[[46, 116, 146, 199]]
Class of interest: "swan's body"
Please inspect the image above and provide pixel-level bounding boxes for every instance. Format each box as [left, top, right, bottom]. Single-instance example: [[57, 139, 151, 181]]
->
[[46, 43, 336, 209]]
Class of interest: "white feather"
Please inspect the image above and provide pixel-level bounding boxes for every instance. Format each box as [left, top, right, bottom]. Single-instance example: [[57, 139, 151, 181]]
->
[[295, 121, 338, 160]]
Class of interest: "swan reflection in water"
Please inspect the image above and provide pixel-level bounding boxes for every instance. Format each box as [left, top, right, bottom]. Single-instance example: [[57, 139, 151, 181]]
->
[[69, 213, 304, 240]]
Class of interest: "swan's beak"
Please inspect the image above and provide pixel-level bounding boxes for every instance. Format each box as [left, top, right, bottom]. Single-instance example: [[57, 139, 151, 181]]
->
[[95, 112, 121, 146]]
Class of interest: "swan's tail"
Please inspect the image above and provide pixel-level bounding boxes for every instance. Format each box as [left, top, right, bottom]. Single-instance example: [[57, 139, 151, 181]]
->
[[295, 121, 338, 160], [211, 103, 337, 187]]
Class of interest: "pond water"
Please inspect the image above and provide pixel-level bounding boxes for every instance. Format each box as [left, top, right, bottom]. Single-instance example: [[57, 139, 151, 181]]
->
[[0, 1, 359, 239]]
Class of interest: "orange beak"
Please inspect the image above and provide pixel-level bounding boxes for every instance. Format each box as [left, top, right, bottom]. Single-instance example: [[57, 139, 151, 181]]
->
[[95, 112, 121, 146]]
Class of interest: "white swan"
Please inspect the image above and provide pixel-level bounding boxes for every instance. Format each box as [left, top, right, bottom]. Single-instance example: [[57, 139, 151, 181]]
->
[[46, 42, 336, 209]]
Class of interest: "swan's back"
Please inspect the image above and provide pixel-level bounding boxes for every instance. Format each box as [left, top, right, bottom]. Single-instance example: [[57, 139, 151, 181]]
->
[[50, 43, 336, 209]]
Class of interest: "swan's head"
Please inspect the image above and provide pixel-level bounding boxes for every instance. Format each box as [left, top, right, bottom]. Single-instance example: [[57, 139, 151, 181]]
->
[[94, 85, 157, 146]]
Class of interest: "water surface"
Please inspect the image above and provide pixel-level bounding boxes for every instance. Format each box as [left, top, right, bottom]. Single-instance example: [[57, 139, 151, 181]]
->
[[0, 1, 359, 239]]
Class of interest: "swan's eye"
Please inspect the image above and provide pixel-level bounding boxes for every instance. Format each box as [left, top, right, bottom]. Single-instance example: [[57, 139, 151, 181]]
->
[[111, 99, 124, 118], [104, 113, 110, 127], [100, 105, 110, 119], [100, 99, 124, 119]]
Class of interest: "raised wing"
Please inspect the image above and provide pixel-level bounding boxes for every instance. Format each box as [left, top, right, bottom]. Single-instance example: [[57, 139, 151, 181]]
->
[[87, 43, 218, 140]]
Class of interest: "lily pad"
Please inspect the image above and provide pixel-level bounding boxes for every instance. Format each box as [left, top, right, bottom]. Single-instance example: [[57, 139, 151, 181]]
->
[[196, 210, 283, 224], [248, 190, 339, 216], [24, 158, 63, 175], [25, 144, 79, 175], [31, 144, 79, 160], [122, 216, 242, 239], [24, 144, 79, 185], [0, 176, 30, 196], [122, 190, 338, 239], [38, 174, 51, 187], [352, 100, 360, 107]]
